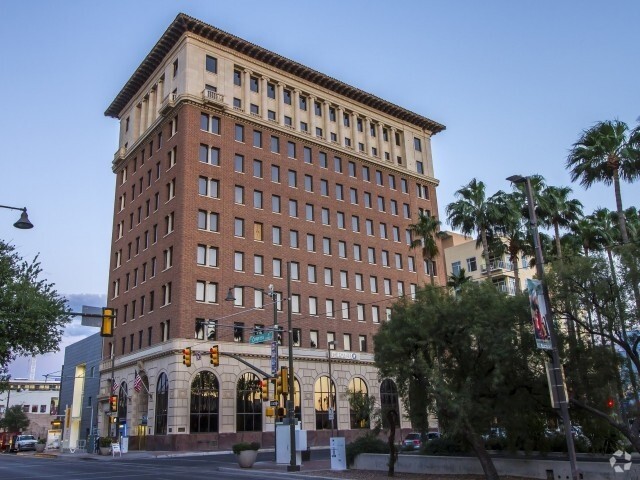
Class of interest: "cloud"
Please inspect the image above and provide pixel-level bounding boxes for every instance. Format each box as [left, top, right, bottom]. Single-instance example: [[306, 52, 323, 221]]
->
[[8, 293, 106, 380]]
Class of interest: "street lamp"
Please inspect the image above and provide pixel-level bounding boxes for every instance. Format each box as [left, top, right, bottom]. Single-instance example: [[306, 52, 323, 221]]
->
[[507, 174, 579, 480], [327, 340, 336, 439], [0, 204, 33, 229], [285, 261, 299, 472]]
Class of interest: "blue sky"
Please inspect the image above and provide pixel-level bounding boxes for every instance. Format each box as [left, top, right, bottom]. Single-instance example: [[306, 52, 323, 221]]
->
[[2, 1, 638, 378]]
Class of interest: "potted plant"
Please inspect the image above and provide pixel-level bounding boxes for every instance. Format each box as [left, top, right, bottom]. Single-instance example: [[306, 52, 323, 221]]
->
[[232, 441, 260, 468], [99, 437, 114, 456], [35, 438, 46, 453]]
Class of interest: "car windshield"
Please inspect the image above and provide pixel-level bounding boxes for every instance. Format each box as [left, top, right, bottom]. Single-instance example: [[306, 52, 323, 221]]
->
[[21, 436, 35, 440]]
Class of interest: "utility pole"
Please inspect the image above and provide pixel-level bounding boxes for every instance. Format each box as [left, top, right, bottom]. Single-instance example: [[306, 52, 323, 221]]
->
[[507, 174, 579, 480]]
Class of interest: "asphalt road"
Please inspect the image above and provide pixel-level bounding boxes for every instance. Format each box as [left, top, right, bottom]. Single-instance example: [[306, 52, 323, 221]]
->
[[0, 450, 335, 480]]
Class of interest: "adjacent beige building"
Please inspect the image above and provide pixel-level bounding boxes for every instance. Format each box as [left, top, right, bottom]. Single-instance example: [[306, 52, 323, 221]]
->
[[441, 231, 536, 295]]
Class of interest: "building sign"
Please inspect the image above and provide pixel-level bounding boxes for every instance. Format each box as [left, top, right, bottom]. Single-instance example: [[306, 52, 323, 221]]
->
[[527, 279, 552, 350], [329, 351, 359, 361]]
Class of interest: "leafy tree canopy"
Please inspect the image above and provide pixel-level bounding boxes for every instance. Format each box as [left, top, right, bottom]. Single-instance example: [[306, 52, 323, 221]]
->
[[374, 282, 549, 479], [0, 405, 30, 432], [0, 240, 71, 377]]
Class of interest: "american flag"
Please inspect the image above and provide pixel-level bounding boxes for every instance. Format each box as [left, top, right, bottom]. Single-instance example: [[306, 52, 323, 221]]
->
[[111, 379, 119, 394], [134, 370, 143, 393]]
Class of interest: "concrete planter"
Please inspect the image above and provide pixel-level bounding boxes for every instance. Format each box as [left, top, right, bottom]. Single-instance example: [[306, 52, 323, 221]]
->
[[35, 444, 46, 453], [237, 449, 258, 468], [99, 447, 111, 456]]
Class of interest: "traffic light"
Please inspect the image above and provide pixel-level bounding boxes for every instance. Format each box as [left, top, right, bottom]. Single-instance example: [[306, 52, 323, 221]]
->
[[260, 379, 269, 401], [109, 395, 118, 412], [182, 347, 192, 367], [275, 372, 283, 396], [607, 397, 615, 409], [101, 308, 115, 337], [209, 345, 219, 366], [280, 367, 289, 395]]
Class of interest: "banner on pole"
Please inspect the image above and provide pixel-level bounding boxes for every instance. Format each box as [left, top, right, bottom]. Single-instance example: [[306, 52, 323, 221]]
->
[[527, 279, 552, 350]]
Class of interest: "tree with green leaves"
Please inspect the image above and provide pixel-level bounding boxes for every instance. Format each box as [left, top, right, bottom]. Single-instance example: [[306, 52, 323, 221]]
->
[[566, 120, 640, 245], [375, 283, 548, 480], [446, 179, 497, 279], [538, 185, 583, 261], [489, 190, 531, 294], [408, 211, 441, 285], [0, 240, 71, 375], [0, 405, 30, 432]]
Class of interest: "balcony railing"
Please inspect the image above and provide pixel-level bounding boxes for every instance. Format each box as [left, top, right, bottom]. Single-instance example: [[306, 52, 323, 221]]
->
[[202, 89, 225, 106], [481, 260, 514, 273], [159, 92, 178, 115]]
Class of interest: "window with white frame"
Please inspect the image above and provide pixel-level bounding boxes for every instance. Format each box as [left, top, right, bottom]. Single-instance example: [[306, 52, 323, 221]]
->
[[196, 281, 217, 303]]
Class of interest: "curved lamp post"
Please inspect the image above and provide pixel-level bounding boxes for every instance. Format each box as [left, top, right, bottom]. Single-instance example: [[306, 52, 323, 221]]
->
[[0, 205, 33, 229]]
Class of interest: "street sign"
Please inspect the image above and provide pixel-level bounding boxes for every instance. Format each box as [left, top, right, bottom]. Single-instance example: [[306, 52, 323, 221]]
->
[[249, 331, 274, 344], [328, 407, 335, 421], [271, 341, 279, 374], [270, 401, 279, 407]]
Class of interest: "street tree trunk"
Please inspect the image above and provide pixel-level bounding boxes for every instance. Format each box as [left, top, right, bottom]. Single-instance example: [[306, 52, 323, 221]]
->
[[613, 169, 629, 245]]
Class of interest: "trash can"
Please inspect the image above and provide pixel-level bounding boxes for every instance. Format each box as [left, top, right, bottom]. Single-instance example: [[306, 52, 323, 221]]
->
[[302, 447, 311, 461]]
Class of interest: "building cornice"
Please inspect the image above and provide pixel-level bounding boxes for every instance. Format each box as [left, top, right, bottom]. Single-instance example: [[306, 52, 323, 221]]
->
[[104, 13, 445, 135]]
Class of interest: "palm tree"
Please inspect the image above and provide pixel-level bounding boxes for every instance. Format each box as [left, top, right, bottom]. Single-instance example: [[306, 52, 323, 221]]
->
[[489, 190, 531, 294], [447, 267, 471, 293], [408, 211, 441, 285], [538, 185, 583, 261], [570, 217, 604, 258], [446, 179, 496, 279], [567, 120, 640, 245]]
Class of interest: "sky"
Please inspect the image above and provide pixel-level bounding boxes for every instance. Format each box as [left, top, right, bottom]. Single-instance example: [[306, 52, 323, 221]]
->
[[2, 1, 638, 379]]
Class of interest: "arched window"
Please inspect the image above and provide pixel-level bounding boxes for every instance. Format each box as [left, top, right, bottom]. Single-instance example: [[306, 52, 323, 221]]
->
[[155, 372, 169, 435], [117, 381, 128, 422], [314, 375, 336, 430], [277, 377, 302, 423], [380, 379, 400, 428], [347, 377, 369, 429], [190, 371, 219, 433], [236, 372, 262, 432]]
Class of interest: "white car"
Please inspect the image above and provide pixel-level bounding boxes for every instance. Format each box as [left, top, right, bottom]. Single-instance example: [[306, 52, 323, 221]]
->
[[12, 434, 37, 452]]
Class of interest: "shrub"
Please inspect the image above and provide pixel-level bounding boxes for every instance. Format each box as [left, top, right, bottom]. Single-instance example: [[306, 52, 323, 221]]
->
[[99, 437, 114, 447], [423, 436, 468, 455], [37, 438, 46, 444], [232, 441, 260, 454], [345, 433, 389, 467]]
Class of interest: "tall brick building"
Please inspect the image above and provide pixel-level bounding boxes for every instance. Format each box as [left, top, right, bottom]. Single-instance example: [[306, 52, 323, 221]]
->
[[101, 13, 445, 450]]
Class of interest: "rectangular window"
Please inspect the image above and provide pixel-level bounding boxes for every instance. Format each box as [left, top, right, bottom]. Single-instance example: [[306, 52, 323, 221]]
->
[[234, 218, 244, 237], [234, 185, 245, 204], [326, 299, 334, 318], [268, 109, 276, 121], [319, 152, 328, 168], [308, 264, 317, 283], [271, 195, 281, 213], [253, 130, 262, 148], [304, 174, 313, 192], [205, 55, 217, 73], [334, 156, 342, 173], [306, 234, 315, 252], [310, 330, 318, 348], [234, 154, 244, 173], [353, 244, 362, 261], [309, 297, 318, 316], [253, 190, 263, 209], [283, 89, 292, 104], [341, 301, 350, 320], [254, 255, 264, 274], [288, 169, 297, 187], [271, 135, 280, 153], [344, 334, 352, 351], [287, 141, 296, 158], [321, 207, 330, 225], [324, 267, 333, 286], [234, 69, 242, 86], [267, 82, 276, 99], [306, 204, 314, 221], [467, 257, 478, 272], [250, 76, 259, 93], [253, 159, 263, 178], [272, 226, 281, 245], [323, 237, 331, 255], [234, 322, 244, 342], [234, 252, 244, 271], [235, 124, 244, 142], [273, 259, 282, 277], [414, 137, 422, 151], [290, 230, 299, 248], [250, 104, 259, 115], [338, 240, 347, 258], [196, 281, 218, 303], [337, 212, 345, 229], [299, 96, 307, 110], [289, 199, 298, 217], [304, 147, 312, 163]]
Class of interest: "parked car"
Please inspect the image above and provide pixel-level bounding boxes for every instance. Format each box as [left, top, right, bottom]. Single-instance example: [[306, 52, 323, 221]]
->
[[402, 432, 440, 449], [402, 432, 423, 449], [11, 434, 37, 452]]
